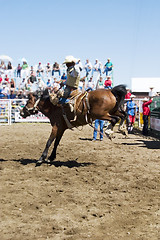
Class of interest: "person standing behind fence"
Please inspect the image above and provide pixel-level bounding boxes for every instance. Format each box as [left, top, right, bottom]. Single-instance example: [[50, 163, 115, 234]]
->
[[125, 88, 131, 99], [92, 76, 104, 141], [142, 97, 153, 136], [126, 94, 137, 133]]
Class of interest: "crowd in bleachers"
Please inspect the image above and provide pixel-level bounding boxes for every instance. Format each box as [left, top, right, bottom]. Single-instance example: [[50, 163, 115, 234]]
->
[[0, 58, 113, 99]]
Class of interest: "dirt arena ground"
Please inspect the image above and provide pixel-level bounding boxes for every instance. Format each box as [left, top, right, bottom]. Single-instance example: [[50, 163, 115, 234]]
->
[[0, 123, 159, 240]]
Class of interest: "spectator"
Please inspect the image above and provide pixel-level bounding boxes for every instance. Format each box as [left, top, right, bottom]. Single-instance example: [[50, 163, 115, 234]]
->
[[0, 88, 4, 99], [76, 59, 83, 71], [103, 58, 113, 76], [17, 64, 22, 77], [17, 89, 26, 99], [104, 76, 112, 89], [126, 94, 137, 133], [52, 62, 61, 77], [0, 61, 6, 70], [142, 97, 153, 136], [7, 61, 12, 70], [30, 66, 36, 83], [19, 78, 26, 90], [37, 62, 44, 77], [25, 78, 33, 92], [84, 59, 92, 77], [86, 77, 94, 91], [93, 119, 104, 141], [9, 89, 16, 99], [46, 79, 52, 90], [96, 76, 104, 89], [4, 75, 9, 83], [53, 77, 60, 92], [36, 78, 46, 91], [1, 84, 10, 98], [60, 72, 67, 84], [125, 87, 131, 99], [46, 63, 51, 77], [0, 74, 3, 84], [91, 59, 102, 77], [22, 61, 29, 70], [10, 78, 16, 90]]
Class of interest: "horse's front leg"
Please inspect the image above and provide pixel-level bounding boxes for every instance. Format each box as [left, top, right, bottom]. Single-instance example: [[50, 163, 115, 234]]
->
[[48, 129, 65, 162], [37, 127, 57, 164]]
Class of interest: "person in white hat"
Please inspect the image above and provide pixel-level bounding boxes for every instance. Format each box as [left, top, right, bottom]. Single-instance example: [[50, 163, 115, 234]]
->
[[126, 94, 137, 133], [103, 58, 113, 76], [60, 55, 81, 102], [142, 97, 153, 136]]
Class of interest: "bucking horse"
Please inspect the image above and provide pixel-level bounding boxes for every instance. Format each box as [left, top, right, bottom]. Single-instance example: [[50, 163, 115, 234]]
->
[[20, 84, 127, 165]]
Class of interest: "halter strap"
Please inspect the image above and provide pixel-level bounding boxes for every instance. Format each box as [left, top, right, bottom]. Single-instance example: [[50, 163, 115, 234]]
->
[[25, 98, 40, 112]]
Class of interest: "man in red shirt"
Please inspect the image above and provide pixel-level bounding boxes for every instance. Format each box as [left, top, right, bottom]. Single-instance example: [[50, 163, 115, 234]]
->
[[142, 97, 153, 136], [104, 76, 112, 89], [125, 88, 131, 99]]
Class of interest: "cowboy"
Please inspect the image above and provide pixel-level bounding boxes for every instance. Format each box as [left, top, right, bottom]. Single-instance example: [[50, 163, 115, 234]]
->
[[59, 55, 81, 103]]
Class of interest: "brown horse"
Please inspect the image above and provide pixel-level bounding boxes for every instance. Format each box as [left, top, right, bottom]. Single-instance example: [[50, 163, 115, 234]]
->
[[20, 85, 127, 165]]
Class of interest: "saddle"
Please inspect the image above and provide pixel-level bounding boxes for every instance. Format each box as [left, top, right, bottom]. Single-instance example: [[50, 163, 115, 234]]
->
[[50, 89, 90, 128], [68, 90, 89, 116]]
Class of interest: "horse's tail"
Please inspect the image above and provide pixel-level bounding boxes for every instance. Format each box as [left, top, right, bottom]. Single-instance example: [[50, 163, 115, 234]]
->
[[111, 84, 127, 108]]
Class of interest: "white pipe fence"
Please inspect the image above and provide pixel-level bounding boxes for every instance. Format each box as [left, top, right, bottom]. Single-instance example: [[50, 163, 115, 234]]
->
[[0, 99, 143, 126]]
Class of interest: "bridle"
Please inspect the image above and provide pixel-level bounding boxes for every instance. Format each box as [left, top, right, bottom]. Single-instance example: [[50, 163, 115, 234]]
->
[[24, 98, 40, 115]]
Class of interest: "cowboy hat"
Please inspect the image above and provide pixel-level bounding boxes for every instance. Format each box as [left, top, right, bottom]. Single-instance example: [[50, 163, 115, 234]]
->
[[63, 56, 77, 64], [143, 97, 148, 101], [130, 94, 136, 98]]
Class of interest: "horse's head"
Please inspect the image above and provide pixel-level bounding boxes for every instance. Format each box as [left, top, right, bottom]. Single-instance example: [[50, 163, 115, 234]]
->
[[20, 93, 39, 118]]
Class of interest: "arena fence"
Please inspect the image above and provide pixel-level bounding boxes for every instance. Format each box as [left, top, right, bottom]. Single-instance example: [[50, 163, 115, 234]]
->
[[0, 99, 49, 125], [1, 98, 143, 127], [1, 98, 159, 137]]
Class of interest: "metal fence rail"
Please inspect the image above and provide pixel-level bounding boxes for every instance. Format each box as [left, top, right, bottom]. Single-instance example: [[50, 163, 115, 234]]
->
[[0, 99, 49, 125]]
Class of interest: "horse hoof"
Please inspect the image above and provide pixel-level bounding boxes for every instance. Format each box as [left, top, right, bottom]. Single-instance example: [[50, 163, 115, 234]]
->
[[35, 161, 42, 167], [46, 158, 51, 163]]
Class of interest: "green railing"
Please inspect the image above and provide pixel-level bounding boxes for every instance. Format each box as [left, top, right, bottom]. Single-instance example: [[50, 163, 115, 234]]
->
[[150, 96, 160, 118], [150, 96, 160, 138]]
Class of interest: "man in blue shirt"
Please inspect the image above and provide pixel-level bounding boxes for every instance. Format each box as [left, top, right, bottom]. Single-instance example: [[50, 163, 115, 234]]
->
[[103, 58, 113, 76], [126, 94, 137, 133]]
